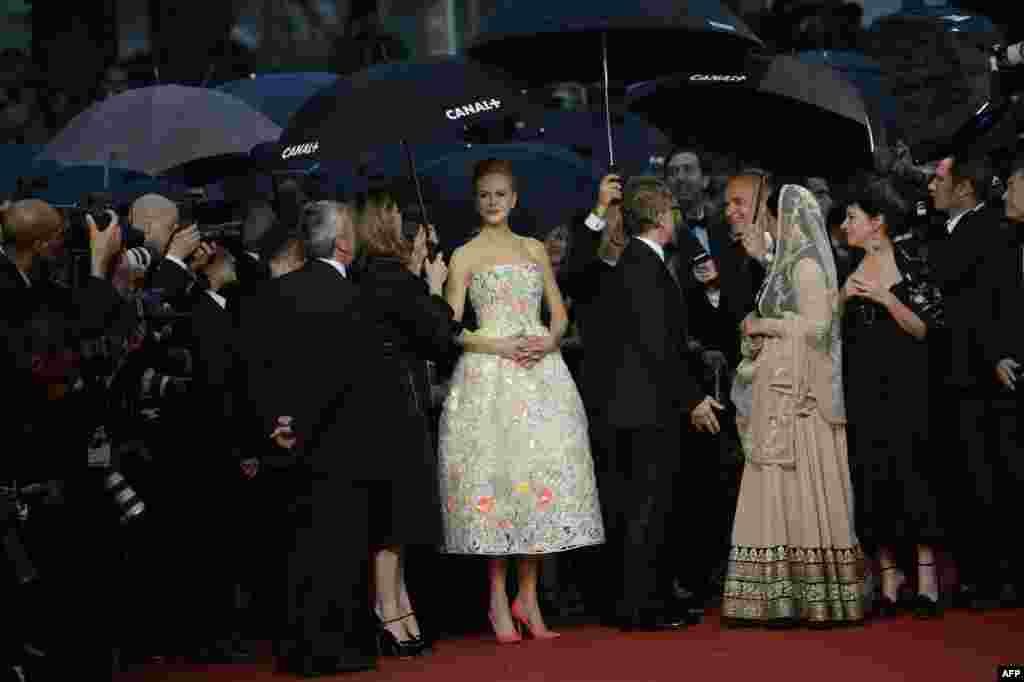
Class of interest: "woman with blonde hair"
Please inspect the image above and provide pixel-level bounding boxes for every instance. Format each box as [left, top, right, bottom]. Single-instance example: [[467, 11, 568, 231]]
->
[[438, 159, 604, 642]]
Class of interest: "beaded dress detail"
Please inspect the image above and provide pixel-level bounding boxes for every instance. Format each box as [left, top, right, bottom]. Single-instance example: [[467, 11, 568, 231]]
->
[[439, 262, 605, 555]]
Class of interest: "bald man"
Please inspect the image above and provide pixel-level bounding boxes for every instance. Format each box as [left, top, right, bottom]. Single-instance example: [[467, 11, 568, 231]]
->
[[130, 193, 203, 305]]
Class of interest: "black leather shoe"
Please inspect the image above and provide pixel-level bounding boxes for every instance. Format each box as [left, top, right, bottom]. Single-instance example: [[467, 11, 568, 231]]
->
[[619, 613, 688, 632]]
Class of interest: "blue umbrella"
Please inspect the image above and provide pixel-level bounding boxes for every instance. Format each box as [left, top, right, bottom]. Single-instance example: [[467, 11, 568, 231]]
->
[[360, 143, 602, 247], [0, 144, 45, 196], [215, 72, 339, 127], [18, 164, 183, 207]]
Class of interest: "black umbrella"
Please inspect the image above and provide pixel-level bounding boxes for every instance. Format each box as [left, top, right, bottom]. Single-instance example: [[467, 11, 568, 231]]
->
[[465, 0, 763, 169], [626, 53, 877, 176], [278, 56, 550, 224]]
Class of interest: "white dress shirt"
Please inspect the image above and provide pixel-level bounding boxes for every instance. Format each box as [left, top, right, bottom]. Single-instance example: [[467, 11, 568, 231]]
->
[[318, 257, 347, 279], [206, 289, 227, 310], [636, 237, 666, 263], [946, 202, 986, 235]]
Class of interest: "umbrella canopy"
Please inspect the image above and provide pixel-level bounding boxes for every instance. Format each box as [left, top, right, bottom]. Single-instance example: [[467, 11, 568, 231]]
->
[[278, 56, 549, 166], [37, 85, 282, 176], [359, 143, 602, 249], [465, 0, 763, 86], [795, 50, 900, 146], [626, 53, 876, 176], [215, 72, 339, 127], [537, 109, 672, 175], [865, 8, 1003, 161], [16, 165, 183, 207]]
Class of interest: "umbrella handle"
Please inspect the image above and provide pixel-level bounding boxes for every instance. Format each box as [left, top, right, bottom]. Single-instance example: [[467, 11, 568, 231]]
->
[[602, 32, 616, 171], [402, 140, 431, 228]]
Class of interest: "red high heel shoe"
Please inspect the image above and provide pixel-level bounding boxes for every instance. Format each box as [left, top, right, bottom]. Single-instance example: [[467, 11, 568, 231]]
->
[[488, 611, 523, 644], [510, 601, 561, 640]]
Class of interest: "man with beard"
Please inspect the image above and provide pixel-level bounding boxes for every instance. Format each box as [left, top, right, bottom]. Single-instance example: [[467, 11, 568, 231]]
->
[[665, 148, 762, 309]]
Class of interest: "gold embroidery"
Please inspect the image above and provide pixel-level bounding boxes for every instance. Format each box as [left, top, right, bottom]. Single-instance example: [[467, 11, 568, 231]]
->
[[723, 544, 866, 623]]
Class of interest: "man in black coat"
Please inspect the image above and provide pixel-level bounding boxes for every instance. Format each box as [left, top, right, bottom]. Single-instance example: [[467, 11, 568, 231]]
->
[[584, 176, 723, 631], [927, 154, 1016, 608], [981, 156, 1024, 605], [1, 199, 129, 680], [233, 200, 375, 677]]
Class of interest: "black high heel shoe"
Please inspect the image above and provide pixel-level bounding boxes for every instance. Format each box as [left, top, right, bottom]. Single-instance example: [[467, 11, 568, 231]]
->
[[377, 614, 428, 658], [912, 563, 943, 620]]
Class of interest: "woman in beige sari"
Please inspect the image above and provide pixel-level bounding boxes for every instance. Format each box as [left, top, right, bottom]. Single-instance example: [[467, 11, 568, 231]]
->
[[722, 183, 865, 627]]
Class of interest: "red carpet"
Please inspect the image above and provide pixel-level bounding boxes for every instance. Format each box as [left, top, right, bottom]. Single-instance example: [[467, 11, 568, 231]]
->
[[114, 609, 1024, 682]]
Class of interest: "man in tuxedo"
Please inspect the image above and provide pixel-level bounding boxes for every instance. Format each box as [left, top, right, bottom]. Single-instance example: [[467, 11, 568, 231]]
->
[[585, 176, 723, 631], [664, 148, 762, 312], [233, 201, 375, 676], [176, 243, 255, 662], [927, 154, 1015, 608]]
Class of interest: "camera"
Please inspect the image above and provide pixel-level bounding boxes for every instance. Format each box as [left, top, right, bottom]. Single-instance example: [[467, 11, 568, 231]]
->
[[177, 197, 243, 244]]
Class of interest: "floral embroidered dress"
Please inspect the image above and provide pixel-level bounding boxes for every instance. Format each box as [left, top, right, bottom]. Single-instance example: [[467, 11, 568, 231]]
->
[[438, 262, 605, 555], [723, 185, 865, 625]]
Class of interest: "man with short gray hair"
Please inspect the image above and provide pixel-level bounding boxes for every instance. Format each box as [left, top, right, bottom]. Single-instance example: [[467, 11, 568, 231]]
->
[[233, 196, 375, 676]]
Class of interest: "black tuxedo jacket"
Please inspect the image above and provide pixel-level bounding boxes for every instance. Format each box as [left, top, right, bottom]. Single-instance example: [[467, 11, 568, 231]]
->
[[584, 239, 704, 429], [987, 221, 1024, 376], [188, 293, 235, 453], [928, 205, 1014, 389], [234, 259, 370, 479], [669, 218, 763, 322]]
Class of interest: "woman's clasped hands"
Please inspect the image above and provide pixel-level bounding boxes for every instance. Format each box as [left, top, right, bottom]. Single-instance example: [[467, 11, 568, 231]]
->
[[498, 333, 557, 370]]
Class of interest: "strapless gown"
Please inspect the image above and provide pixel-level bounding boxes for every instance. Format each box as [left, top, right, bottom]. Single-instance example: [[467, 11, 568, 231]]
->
[[438, 262, 605, 555]]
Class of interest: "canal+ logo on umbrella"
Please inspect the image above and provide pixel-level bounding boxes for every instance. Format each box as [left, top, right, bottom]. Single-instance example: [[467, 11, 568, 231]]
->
[[281, 142, 320, 159], [446, 98, 502, 121]]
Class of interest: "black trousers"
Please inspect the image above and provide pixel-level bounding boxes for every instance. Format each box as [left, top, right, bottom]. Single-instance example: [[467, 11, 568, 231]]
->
[[280, 478, 373, 664], [669, 410, 742, 601], [592, 420, 681, 620], [938, 387, 1024, 588]]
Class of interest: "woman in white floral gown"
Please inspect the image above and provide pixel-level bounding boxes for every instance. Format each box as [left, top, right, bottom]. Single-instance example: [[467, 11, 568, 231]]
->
[[439, 158, 605, 642]]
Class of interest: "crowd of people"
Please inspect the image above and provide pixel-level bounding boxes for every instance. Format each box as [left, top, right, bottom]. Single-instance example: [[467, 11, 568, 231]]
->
[[2, 143, 1024, 680]]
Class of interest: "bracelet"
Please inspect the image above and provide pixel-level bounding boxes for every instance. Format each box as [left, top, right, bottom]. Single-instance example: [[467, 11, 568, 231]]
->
[[594, 204, 608, 218]]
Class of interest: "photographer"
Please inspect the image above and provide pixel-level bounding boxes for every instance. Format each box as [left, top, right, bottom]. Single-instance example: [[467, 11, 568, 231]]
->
[[168, 242, 255, 662], [1, 198, 132, 680], [130, 193, 203, 310]]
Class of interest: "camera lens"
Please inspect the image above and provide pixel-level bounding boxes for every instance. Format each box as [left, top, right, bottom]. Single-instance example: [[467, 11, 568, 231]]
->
[[104, 471, 145, 524]]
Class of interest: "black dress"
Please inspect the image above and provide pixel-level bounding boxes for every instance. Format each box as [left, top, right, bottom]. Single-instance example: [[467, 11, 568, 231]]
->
[[358, 256, 462, 546], [843, 239, 945, 551]]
